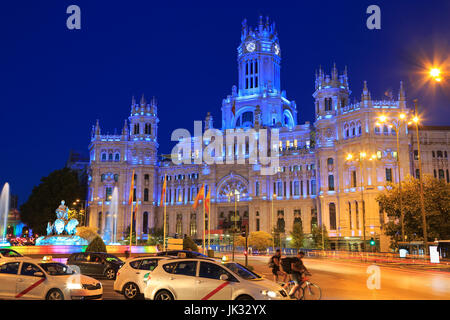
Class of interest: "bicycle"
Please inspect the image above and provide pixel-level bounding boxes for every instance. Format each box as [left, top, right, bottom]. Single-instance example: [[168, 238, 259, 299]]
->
[[280, 273, 322, 300]]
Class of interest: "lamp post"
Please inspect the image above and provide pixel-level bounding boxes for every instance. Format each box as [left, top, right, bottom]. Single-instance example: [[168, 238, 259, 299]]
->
[[272, 193, 276, 251], [229, 190, 240, 262], [376, 113, 407, 241], [412, 99, 429, 255]]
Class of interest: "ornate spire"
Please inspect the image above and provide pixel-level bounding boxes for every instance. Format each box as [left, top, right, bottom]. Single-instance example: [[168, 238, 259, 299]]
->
[[331, 62, 338, 80], [205, 112, 213, 130], [140, 94, 146, 106], [361, 81, 371, 105], [399, 81, 406, 108], [122, 119, 128, 136], [95, 119, 101, 136]]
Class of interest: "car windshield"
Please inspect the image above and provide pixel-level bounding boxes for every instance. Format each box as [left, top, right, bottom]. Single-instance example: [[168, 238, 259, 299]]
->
[[39, 263, 75, 275], [0, 249, 23, 257], [105, 255, 122, 263], [224, 263, 261, 280]]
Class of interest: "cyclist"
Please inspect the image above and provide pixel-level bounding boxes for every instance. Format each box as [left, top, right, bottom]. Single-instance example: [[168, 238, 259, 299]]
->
[[288, 250, 309, 299], [269, 249, 286, 282]]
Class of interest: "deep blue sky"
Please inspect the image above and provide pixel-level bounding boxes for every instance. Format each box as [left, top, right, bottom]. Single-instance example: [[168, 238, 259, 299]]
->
[[1, 0, 449, 204]]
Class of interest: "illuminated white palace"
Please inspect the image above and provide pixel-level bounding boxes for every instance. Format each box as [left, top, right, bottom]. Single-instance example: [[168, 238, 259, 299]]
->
[[86, 17, 449, 250]]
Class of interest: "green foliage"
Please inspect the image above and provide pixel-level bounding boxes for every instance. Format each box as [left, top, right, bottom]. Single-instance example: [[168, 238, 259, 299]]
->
[[234, 235, 246, 247], [376, 175, 450, 247], [76, 226, 99, 242], [86, 236, 107, 253], [311, 224, 330, 249], [147, 228, 163, 245], [248, 231, 272, 251], [20, 168, 86, 234], [290, 222, 305, 249], [183, 235, 199, 252]]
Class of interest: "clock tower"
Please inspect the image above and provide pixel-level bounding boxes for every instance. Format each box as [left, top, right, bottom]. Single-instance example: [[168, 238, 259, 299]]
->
[[237, 16, 281, 96]]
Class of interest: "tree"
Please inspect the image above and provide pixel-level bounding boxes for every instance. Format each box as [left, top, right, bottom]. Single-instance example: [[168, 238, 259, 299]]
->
[[311, 224, 330, 249], [234, 235, 246, 247], [20, 168, 86, 234], [248, 231, 272, 251], [76, 226, 99, 242], [290, 221, 304, 249], [147, 228, 163, 246], [86, 236, 107, 252], [376, 175, 450, 247]]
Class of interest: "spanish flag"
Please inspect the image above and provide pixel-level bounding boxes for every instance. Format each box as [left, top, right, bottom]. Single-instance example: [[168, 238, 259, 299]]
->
[[193, 184, 205, 210], [160, 176, 167, 206], [128, 169, 135, 205], [205, 188, 211, 214]]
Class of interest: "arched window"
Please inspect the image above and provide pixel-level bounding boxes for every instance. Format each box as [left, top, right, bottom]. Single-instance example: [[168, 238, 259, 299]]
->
[[328, 175, 335, 191], [327, 158, 334, 166], [114, 174, 119, 182], [134, 124, 140, 135], [329, 203, 337, 230], [350, 122, 355, 137], [108, 153, 113, 161], [190, 213, 197, 237], [101, 174, 106, 182], [344, 124, 349, 138], [144, 123, 152, 135], [348, 202, 352, 230], [143, 212, 149, 233], [101, 153, 107, 162], [357, 122, 362, 136], [144, 188, 149, 202], [114, 153, 120, 162], [176, 214, 183, 235], [374, 125, 381, 134]]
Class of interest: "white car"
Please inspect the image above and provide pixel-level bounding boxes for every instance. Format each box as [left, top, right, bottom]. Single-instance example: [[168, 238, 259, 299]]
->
[[0, 259, 102, 300], [143, 258, 289, 300], [0, 248, 31, 261], [114, 256, 173, 299]]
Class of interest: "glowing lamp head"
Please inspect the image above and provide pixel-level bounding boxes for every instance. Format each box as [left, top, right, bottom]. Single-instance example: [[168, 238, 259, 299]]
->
[[360, 152, 367, 159], [379, 115, 387, 123], [399, 113, 406, 120], [413, 116, 419, 123], [430, 68, 441, 78], [346, 154, 353, 161]]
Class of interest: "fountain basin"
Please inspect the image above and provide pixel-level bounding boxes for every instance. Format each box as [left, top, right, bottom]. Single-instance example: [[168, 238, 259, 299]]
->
[[35, 235, 88, 246]]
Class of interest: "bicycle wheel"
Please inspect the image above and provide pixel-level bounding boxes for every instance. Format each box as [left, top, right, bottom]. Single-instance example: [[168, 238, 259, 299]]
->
[[302, 283, 322, 300]]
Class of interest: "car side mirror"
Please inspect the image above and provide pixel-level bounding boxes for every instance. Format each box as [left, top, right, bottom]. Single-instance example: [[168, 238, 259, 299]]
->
[[219, 274, 228, 281], [34, 272, 45, 277]]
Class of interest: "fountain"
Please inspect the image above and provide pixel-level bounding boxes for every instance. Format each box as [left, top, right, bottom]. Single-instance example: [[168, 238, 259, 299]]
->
[[104, 187, 120, 245], [35, 200, 88, 245], [0, 183, 11, 246]]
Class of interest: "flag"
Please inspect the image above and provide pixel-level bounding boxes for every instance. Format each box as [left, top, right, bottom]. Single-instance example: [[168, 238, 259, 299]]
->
[[193, 184, 205, 210], [128, 169, 135, 205], [135, 200, 139, 214], [231, 100, 236, 116], [205, 188, 211, 214], [160, 176, 167, 206]]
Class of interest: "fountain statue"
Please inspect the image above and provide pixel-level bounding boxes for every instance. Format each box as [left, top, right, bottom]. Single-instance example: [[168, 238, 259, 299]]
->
[[0, 183, 11, 246], [35, 200, 88, 246]]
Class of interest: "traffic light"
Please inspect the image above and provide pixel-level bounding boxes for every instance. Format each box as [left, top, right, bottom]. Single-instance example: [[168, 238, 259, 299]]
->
[[370, 238, 376, 246]]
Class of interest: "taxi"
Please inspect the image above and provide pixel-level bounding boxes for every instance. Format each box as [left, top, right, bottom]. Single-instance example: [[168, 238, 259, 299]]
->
[[0, 248, 31, 261], [143, 258, 289, 300], [114, 256, 173, 299], [0, 258, 102, 300]]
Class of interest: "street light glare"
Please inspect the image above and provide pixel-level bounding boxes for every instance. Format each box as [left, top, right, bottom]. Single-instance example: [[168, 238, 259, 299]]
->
[[379, 115, 387, 123], [399, 113, 406, 120], [430, 68, 441, 78], [413, 116, 419, 123], [360, 152, 366, 158], [346, 154, 353, 160]]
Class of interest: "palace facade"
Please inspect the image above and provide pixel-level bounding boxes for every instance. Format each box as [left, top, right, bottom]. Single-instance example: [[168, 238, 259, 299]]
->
[[86, 17, 450, 250]]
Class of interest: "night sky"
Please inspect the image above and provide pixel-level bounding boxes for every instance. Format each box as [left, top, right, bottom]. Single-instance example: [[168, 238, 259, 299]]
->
[[1, 0, 449, 204]]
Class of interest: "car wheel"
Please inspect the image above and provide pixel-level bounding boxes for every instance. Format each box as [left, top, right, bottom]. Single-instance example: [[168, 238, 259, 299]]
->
[[154, 290, 174, 300], [123, 282, 140, 300], [46, 289, 64, 300], [105, 268, 116, 280], [235, 294, 254, 300]]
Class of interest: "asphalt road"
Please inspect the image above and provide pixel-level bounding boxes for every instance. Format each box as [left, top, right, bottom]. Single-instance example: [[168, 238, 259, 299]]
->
[[101, 255, 450, 300]]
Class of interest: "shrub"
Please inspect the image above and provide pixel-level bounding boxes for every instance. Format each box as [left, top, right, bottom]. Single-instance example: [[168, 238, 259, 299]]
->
[[86, 236, 107, 253], [76, 226, 99, 242], [183, 236, 198, 252]]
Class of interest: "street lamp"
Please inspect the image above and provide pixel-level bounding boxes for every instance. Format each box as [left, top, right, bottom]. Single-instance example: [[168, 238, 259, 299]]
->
[[429, 68, 442, 82], [271, 193, 276, 251], [228, 190, 240, 261], [376, 112, 408, 241], [411, 99, 429, 256]]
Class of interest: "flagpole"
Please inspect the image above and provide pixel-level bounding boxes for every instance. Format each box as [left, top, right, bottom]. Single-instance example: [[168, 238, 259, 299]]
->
[[163, 202, 166, 251], [208, 200, 211, 251], [135, 201, 139, 246], [129, 201, 134, 252], [203, 195, 206, 255]]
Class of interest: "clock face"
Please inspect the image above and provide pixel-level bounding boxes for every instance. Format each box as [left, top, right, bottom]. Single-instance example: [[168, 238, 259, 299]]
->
[[274, 43, 280, 55], [246, 42, 256, 52]]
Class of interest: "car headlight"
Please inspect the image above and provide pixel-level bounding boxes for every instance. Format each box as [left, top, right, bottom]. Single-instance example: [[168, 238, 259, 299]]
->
[[261, 290, 278, 298], [67, 283, 83, 290]]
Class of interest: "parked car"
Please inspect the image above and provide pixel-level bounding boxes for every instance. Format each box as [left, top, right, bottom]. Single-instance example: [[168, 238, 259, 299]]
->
[[0, 259, 102, 300], [67, 252, 124, 280], [143, 258, 289, 300], [114, 256, 174, 299]]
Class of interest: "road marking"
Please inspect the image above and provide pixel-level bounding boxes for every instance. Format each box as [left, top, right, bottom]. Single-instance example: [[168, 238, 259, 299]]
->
[[201, 281, 230, 300], [15, 278, 46, 298]]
